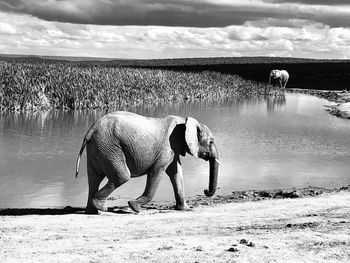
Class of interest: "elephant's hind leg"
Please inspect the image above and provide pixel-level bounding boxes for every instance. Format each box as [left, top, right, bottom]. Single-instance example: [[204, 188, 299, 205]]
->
[[92, 156, 131, 212], [128, 167, 164, 213], [91, 180, 116, 212], [279, 79, 283, 89], [86, 161, 105, 214]]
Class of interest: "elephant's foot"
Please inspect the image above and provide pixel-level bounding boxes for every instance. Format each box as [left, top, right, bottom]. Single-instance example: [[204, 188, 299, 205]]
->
[[128, 200, 141, 213], [91, 198, 107, 212], [175, 203, 191, 211], [85, 201, 100, 214], [85, 207, 99, 215]]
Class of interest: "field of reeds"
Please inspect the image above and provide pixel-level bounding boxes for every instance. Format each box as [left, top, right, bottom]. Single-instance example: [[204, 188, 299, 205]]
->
[[0, 60, 273, 111]]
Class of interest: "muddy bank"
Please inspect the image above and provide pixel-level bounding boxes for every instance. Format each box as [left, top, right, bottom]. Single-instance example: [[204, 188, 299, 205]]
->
[[140, 185, 350, 211], [289, 88, 350, 103], [289, 89, 350, 119], [189, 185, 350, 206]]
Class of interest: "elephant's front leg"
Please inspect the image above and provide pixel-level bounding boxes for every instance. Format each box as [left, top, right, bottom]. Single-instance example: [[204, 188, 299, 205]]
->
[[166, 158, 190, 211], [128, 168, 164, 213]]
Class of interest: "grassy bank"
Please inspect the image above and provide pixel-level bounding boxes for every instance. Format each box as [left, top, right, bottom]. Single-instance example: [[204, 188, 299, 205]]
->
[[0, 61, 272, 112], [3, 55, 350, 91]]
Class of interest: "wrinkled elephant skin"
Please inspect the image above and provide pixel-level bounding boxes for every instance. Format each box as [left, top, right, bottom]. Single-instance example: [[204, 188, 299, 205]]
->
[[75, 111, 219, 214]]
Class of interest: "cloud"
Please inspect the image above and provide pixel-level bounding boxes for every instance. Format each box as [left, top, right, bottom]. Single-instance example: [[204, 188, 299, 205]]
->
[[0, 1, 349, 59], [0, 0, 349, 28], [0, 0, 247, 27], [265, 0, 350, 5], [2, 9, 349, 59], [245, 18, 320, 29], [0, 21, 17, 34]]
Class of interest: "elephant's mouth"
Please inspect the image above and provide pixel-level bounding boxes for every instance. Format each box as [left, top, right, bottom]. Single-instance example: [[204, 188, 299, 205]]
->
[[199, 151, 210, 161]]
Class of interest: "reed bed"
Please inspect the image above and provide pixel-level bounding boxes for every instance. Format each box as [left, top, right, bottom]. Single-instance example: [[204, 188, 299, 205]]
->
[[0, 61, 274, 111]]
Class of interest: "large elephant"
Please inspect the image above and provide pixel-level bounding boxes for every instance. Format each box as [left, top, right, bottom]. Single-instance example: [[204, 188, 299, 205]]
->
[[75, 111, 219, 214], [269, 69, 289, 89]]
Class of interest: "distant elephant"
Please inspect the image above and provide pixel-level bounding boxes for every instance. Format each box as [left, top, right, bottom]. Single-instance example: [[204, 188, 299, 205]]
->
[[269, 69, 289, 89], [75, 111, 220, 214]]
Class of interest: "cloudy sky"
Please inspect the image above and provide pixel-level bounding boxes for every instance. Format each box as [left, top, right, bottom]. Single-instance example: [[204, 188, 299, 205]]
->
[[0, 0, 349, 59]]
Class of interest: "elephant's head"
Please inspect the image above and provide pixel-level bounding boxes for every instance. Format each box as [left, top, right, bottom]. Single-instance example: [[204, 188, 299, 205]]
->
[[269, 69, 280, 83], [184, 117, 219, 197]]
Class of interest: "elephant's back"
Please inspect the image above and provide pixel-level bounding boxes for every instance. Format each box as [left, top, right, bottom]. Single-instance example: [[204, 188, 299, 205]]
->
[[281, 70, 289, 78], [92, 111, 158, 141]]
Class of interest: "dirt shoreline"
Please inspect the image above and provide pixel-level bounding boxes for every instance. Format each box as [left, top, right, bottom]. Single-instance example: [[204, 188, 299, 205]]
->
[[1, 186, 349, 262], [289, 88, 350, 103], [1, 185, 349, 215]]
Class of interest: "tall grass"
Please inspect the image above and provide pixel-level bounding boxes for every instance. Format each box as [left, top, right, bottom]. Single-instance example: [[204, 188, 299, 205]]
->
[[0, 61, 275, 111]]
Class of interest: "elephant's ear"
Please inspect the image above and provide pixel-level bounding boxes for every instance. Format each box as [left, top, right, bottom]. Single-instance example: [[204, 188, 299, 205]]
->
[[185, 117, 200, 158]]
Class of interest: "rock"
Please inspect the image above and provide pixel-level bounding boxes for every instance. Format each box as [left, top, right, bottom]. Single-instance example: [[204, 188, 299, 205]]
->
[[158, 245, 173, 250], [247, 242, 255, 247], [227, 247, 239, 252], [285, 190, 300, 198], [340, 185, 350, 191], [258, 191, 272, 198], [239, 239, 248, 244], [285, 222, 318, 229], [305, 213, 318, 217], [195, 246, 204, 251], [273, 190, 284, 198], [275, 190, 300, 198]]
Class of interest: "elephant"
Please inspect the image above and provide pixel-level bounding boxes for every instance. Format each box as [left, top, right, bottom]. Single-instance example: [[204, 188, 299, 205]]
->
[[75, 111, 220, 214], [269, 69, 289, 89]]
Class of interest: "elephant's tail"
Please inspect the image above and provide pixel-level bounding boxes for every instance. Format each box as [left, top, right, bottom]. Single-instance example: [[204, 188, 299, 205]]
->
[[75, 139, 87, 178], [75, 128, 94, 178]]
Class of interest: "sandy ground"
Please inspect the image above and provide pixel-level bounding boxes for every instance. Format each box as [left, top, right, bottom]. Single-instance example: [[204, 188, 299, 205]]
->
[[1, 190, 349, 263]]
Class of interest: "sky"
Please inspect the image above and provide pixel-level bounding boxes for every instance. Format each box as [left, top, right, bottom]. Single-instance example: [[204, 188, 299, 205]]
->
[[0, 0, 349, 59]]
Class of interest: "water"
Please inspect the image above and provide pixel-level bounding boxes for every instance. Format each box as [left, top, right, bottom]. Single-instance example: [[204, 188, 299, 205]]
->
[[1, 93, 349, 208]]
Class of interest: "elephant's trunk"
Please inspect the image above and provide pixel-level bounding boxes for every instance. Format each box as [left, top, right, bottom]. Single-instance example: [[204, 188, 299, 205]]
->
[[269, 75, 272, 85], [204, 142, 219, 197]]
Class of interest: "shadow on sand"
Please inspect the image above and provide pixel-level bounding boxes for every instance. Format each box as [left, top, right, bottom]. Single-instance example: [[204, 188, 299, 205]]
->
[[0, 206, 85, 216], [0, 206, 138, 216], [0, 205, 174, 216]]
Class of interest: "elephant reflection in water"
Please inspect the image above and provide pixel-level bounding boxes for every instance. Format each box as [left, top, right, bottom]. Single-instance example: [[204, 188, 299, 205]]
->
[[75, 111, 220, 214], [269, 70, 289, 90], [266, 94, 286, 113]]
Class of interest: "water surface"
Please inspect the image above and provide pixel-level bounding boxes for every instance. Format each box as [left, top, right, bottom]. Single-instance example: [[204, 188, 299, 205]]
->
[[1, 93, 349, 208]]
